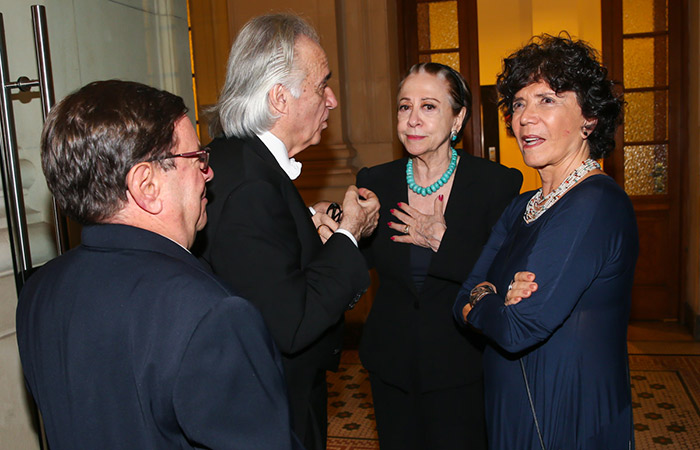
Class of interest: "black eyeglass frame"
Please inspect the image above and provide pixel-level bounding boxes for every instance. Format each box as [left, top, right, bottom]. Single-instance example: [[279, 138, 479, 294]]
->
[[326, 202, 342, 223], [148, 147, 210, 172]]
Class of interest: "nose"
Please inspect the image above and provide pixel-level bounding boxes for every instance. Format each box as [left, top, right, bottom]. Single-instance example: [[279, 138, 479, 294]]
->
[[517, 103, 538, 125], [325, 86, 338, 110], [407, 107, 421, 127]]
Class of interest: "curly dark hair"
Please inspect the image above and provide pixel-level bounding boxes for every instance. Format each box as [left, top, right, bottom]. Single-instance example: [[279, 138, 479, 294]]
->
[[398, 62, 472, 144], [496, 33, 623, 159]]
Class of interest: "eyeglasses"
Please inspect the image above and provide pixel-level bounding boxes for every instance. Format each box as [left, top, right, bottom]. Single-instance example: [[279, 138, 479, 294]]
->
[[149, 147, 210, 172], [326, 202, 342, 223]]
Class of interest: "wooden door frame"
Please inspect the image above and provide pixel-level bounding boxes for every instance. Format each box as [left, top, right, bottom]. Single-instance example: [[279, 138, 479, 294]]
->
[[601, 0, 689, 321], [397, 0, 484, 158]]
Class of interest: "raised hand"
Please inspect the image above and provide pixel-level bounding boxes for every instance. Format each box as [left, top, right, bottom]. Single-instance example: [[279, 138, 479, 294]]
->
[[388, 195, 446, 252], [339, 186, 380, 241]]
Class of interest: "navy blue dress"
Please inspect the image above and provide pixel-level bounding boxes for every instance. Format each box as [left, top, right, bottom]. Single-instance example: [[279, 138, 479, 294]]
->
[[454, 175, 638, 450]]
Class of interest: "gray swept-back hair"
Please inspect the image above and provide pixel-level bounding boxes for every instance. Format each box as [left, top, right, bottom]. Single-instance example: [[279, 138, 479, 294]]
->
[[208, 13, 319, 138]]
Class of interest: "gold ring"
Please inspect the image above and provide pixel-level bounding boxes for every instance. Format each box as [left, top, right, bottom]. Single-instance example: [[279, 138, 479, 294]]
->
[[404, 224, 410, 234]]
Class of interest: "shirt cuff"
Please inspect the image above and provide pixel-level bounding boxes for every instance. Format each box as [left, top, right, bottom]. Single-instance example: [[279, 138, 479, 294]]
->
[[308, 206, 317, 216], [335, 228, 358, 247]]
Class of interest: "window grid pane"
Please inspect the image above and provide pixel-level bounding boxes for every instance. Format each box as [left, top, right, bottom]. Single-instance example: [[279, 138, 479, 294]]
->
[[622, 0, 669, 197]]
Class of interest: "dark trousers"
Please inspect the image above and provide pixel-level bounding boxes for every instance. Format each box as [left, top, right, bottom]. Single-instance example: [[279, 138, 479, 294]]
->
[[369, 373, 487, 450], [289, 369, 328, 450]]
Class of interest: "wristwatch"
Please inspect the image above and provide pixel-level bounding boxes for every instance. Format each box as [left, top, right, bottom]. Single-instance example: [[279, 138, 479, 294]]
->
[[469, 284, 495, 308]]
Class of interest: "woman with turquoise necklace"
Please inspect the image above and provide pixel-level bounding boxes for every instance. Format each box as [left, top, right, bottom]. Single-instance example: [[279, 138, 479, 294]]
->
[[355, 62, 522, 450]]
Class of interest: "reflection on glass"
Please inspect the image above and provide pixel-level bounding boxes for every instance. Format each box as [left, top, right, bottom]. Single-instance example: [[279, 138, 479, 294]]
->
[[623, 0, 667, 34], [623, 37, 667, 89], [624, 91, 668, 142], [430, 52, 460, 71], [624, 144, 668, 195], [429, 1, 458, 50], [417, 1, 458, 51]]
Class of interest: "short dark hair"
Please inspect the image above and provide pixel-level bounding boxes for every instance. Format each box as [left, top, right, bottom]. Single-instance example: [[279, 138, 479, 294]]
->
[[398, 62, 472, 145], [41, 80, 188, 225], [496, 33, 623, 159]]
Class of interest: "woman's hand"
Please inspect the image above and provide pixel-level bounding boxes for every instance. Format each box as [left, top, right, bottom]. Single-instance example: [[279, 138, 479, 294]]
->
[[505, 271, 537, 305], [388, 196, 446, 252]]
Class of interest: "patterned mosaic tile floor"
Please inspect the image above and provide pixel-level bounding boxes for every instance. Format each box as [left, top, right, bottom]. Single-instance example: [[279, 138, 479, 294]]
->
[[327, 351, 700, 450]]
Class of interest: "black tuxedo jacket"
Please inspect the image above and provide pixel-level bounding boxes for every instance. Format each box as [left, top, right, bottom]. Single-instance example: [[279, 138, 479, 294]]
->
[[16, 224, 301, 450], [197, 135, 369, 438], [356, 151, 522, 392]]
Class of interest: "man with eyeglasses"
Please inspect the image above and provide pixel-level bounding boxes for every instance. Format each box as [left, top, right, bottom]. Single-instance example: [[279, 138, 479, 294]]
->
[[15, 80, 303, 449]]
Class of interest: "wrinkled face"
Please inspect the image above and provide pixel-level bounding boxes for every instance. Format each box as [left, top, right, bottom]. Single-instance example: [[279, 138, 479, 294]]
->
[[161, 116, 214, 248], [511, 80, 589, 169], [396, 71, 463, 157], [285, 36, 338, 157]]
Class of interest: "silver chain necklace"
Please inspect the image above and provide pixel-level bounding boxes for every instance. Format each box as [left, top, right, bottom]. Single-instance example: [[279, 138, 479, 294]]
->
[[524, 159, 601, 224]]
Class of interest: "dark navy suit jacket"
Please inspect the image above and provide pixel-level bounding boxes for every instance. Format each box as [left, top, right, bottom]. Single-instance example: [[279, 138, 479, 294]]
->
[[16, 224, 302, 450]]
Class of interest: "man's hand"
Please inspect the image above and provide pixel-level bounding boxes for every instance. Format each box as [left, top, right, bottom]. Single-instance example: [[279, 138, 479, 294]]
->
[[338, 186, 380, 241]]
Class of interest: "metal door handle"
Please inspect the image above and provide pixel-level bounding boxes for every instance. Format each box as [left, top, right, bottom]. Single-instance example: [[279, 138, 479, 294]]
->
[[0, 5, 62, 289]]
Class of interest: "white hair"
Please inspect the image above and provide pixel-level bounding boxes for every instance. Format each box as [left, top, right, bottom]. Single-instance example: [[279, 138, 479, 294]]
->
[[208, 13, 320, 138]]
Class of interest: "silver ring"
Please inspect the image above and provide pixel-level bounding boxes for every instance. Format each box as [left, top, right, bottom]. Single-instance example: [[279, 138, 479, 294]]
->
[[404, 224, 410, 234]]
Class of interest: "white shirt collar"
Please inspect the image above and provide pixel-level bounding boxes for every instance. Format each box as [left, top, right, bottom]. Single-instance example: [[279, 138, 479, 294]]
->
[[256, 131, 302, 180]]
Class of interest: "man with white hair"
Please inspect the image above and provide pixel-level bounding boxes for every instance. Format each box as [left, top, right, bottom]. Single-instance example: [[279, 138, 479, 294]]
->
[[198, 13, 379, 450]]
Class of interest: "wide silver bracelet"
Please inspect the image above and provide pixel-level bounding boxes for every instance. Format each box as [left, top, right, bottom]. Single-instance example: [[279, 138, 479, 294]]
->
[[469, 284, 495, 308]]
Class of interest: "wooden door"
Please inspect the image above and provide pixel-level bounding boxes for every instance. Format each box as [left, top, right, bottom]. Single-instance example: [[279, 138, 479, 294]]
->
[[602, 0, 687, 320]]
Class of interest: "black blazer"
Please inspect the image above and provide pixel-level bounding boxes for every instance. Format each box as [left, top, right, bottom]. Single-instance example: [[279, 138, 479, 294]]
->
[[197, 135, 369, 433], [356, 150, 522, 392], [16, 224, 301, 450]]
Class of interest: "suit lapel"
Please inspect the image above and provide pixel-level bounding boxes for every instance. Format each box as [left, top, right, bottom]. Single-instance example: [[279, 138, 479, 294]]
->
[[423, 150, 478, 291], [244, 136, 322, 263]]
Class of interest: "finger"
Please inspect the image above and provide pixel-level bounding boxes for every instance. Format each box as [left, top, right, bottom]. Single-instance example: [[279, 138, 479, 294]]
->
[[311, 200, 332, 214], [396, 201, 420, 216], [390, 234, 414, 245], [390, 207, 412, 224], [316, 223, 334, 242], [433, 194, 446, 218], [318, 214, 339, 232], [357, 187, 377, 200], [513, 271, 536, 282], [387, 221, 409, 234], [505, 284, 537, 305]]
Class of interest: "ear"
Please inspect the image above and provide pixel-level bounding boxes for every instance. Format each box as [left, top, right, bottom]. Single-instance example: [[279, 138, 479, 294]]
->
[[453, 106, 467, 132], [582, 118, 598, 137], [269, 84, 290, 116], [125, 162, 163, 215]]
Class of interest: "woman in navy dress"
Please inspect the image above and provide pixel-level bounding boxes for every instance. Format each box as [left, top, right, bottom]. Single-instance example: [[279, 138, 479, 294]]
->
[[453, 35, 637, 450], [357, 63, 522, 450]]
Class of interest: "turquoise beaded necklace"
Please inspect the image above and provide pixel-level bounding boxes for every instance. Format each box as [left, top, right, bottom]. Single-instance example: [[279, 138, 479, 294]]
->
[[406, 147, 458, 196]]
